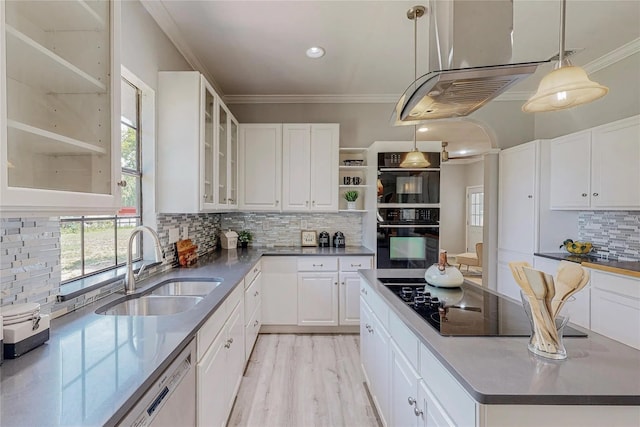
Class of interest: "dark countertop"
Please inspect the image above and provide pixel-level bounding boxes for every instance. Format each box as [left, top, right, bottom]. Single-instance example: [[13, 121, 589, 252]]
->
[[535, 252, 640, 278], [0, 246, 373, 427], [360, 269, 640, 406]]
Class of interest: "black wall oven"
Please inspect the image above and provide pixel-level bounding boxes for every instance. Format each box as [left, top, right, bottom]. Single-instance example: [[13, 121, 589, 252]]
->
[[376, 208, 439, 269], [377, 152, 440, 205]]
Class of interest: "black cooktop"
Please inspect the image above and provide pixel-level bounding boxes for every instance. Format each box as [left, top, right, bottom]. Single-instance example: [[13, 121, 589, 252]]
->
[[378, 278, 587, 338]]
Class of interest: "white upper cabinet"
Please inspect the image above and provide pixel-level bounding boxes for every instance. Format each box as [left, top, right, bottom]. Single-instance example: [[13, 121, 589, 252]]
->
[[215, 102, 238, 209], [498, 141, 539, 254], [1, 0, 121, 213], [239, 124, 282, 211], [157, 72, 214, 212], [549, 131, 591, 209], [550, 115, 640, 210], [590, 116, 640, 209], [282, 123, 339, 212]]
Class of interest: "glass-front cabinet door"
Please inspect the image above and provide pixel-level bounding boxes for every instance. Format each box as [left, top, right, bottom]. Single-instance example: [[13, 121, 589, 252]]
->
[[202, 79, 215, 209], [228, 116, 238, 208], [1, 0, 120, 212], [216, 103, 228, 206]]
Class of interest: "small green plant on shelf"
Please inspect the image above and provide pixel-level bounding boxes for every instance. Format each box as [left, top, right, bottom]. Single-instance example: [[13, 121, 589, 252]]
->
[[343, 190, 359, 202]]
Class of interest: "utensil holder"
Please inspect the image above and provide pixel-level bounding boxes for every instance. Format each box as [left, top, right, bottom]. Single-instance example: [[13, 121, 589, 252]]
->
[[520, 291, 569, 360]]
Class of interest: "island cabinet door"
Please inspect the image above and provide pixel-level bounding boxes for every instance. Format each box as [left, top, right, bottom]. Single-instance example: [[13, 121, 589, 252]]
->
[[416, 380, 455, 427], [389, 339, 421, 427]]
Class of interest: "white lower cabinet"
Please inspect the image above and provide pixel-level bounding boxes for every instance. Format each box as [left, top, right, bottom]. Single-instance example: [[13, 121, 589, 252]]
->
[[339, 271, 361, 325], [390, 339, 421, 427], [417, 379, 455, 427], [590, 269, 640, 350], [197, 299, 244, 427], [298, 271, 339, 326], [533, 256, 590, 329], [261, 257, 298, 325], [244, 261, 262, 360], [360, 296, 390, 427]]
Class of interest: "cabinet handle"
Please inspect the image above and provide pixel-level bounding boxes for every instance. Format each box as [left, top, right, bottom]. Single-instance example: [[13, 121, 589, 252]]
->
[[313, 264, 324, 267], [414, 406, 423, 417], [581, 193, 588, 197], [305, 201, 309, 206], [341, 281, 345, 286], [224, 340, 231, 349], [229, 337, 233, 344], [334, 282, 338, 286], [275, 200, 279, 205], [351, 264, 362, 267], [254, 291, 259, 297], [593, 192, 599, 196], [254, 320, 259, 327], [312, 201, 316, 206], [254, 267, 258, 273], [228, 198, 234, 202], [117, 180, 127, 187], [203, 194, 208, 199], [527, 195, 533, 199], [408, 397, 416, 406]]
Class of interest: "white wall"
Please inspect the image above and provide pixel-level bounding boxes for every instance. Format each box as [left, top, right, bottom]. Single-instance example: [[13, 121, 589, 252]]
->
[[121, 1, 192, 90], [439, 164, 467, 254]]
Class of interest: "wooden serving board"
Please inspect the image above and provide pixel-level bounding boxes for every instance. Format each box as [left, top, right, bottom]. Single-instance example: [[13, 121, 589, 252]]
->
[[176, 238, 198, 267]]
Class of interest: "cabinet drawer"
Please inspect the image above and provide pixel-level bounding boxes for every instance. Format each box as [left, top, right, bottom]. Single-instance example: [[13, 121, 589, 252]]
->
[[244, 272, 262, 324], [420, 344, 476, 427], [297, 257, 338, 271], [339, 256, 372, 272], [227, 282, 244, 312], [360, 278, 389, 329], [245, 260, 262, 289]]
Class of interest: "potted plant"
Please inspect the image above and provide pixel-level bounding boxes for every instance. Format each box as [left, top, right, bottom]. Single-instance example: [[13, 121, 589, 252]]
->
[[344, 190, 359, 210], [237, 230, 253, 248]]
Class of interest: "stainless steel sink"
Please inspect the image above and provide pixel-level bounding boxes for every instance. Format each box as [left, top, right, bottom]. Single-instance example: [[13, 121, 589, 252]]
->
[[98, 295, 203, 316], [150, 280, 222, 297]]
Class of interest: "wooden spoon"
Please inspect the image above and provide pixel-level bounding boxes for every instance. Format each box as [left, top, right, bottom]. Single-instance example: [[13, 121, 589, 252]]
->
[[509, 262, 556, 353], [552, 261, 590, 318], [523, 267, 560, 352]]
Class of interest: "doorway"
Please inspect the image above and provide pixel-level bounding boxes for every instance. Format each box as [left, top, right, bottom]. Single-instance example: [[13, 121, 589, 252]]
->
[[466, 186, 484, 252]]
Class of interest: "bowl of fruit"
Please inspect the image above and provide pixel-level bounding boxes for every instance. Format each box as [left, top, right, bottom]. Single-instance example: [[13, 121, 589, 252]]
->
[[559, 239, 593, 254]]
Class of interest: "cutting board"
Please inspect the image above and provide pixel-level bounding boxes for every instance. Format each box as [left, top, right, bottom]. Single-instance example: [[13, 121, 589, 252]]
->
[[176, 239, 198, 267]]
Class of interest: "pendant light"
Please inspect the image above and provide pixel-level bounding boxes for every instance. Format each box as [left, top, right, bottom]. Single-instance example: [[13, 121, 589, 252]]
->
[[522, 0, 608, 113], [400, 6, 430, 168]]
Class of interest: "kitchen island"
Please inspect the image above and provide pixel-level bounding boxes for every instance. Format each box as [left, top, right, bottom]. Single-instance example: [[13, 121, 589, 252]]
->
[[359, 269, 640, 427]]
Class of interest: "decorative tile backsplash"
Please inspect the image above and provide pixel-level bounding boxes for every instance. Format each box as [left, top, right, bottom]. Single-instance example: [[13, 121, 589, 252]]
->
[[0, 217, 61, 314], [156, 213, 221, 264], [578, 211, 640, 260], [220, 212, 363, 247]]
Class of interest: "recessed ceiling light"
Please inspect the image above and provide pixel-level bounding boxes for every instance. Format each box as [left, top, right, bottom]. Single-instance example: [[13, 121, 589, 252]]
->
[[306, 46, 325, 59], [417, 127, 429, 132]]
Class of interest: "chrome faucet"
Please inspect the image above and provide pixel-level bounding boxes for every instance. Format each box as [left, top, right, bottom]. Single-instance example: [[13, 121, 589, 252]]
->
[[124, 225, 164, 294]]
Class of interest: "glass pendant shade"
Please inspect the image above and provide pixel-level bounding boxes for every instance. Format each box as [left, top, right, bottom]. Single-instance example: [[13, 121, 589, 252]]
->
[[522, 65, 608, 112], [400, 149, 430, 168]]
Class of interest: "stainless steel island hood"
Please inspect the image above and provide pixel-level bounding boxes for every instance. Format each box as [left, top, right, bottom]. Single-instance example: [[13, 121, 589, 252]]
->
[[394, 0, 549, 123]]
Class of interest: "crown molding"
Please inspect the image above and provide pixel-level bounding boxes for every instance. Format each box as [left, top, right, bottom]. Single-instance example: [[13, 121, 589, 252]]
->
[[584, 37, 640, 74], [139, 0, 224, 96], [223, 94, 399, 104]]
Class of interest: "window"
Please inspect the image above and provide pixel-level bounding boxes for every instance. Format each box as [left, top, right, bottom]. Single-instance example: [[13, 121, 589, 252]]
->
[[470, 192, 484, 227], [60, 79, 143, 282]]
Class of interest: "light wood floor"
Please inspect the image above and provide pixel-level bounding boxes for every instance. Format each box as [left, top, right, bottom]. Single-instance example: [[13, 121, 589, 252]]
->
[[227, 334, 381, 427]]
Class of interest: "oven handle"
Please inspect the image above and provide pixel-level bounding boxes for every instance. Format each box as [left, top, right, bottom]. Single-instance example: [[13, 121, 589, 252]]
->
[[377, 225, 440, 229]]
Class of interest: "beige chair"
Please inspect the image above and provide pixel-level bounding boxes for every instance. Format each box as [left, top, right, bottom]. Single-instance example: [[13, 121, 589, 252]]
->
[[456, 243, 483, 271]]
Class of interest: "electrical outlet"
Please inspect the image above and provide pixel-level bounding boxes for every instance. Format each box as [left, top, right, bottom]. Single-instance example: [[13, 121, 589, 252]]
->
[[181, 225, 189, 239], [262, 220, 270, 231], [169, 228, 179, 243], [301, 220, 308, 230]]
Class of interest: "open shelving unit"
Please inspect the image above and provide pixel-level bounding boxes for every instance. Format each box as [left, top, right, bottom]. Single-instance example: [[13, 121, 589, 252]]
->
[[338, 147, 371, 212]]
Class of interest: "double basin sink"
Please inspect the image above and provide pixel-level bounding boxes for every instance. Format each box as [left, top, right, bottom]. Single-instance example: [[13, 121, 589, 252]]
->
[[96, 279, 223, 316]]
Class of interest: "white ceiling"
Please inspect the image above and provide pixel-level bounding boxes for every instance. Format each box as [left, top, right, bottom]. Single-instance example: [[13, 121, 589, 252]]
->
[[145, 0, 640, 154]]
